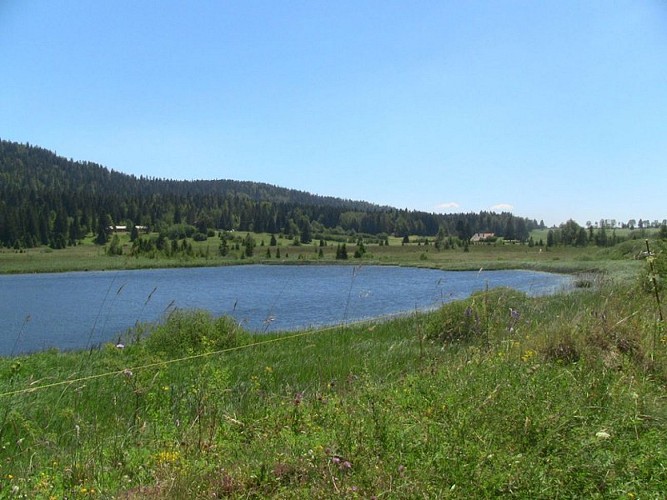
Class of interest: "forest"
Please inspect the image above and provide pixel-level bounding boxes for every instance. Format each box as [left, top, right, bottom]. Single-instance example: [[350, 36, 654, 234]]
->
[[0, 139, 542, 249]]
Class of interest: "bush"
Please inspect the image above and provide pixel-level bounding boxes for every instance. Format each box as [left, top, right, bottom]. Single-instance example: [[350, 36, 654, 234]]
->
[[424, 298, 481, 343], [167, 224, 196, 240], [142, 310, 246, 358], [543, 335, 580, 364], [424, 288, 528, 344]]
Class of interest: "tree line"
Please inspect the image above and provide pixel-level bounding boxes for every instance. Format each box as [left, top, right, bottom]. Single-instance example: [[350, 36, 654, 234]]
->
[[545, 219, 667, 248], [0, 139, 543, 249]]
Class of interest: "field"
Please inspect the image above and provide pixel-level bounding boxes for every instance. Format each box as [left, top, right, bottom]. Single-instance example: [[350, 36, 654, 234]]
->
[[1, 236, 666, 498], [0, 230, 649, 279]]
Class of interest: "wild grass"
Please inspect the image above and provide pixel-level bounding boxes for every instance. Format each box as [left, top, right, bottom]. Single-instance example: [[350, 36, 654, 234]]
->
[[1, 244, 666, 497], [0, 232, 646, 280]]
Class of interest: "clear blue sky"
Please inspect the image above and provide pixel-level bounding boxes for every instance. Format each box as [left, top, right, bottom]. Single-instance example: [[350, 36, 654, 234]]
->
[[1, 1, 666, 227]]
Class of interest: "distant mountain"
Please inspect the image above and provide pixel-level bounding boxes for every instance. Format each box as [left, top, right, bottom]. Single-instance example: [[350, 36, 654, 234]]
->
[[0, 139, 541, 248]]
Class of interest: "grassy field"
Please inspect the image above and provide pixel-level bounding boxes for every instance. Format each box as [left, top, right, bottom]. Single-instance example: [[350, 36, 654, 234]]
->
[[1, 237, 666, 498], [0, 230, 649, 279]]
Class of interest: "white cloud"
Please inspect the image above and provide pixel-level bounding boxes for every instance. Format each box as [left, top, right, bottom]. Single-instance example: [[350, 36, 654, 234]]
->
[[435, 201, 460, 212], [490, 203, 514, 212]]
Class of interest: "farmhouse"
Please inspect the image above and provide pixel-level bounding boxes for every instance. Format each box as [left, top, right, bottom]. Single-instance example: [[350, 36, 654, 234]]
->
[[107, 225, 148, 233], [470, 232, 496, 244]]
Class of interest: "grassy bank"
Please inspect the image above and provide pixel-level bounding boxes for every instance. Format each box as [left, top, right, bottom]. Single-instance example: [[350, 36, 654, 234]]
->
[[1, 244, 666, 497], [0, 231, 650, 279]]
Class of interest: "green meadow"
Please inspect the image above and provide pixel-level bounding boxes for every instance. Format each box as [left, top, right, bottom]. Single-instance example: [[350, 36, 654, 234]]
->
[[0, 230, 649, 277], [1, 235, 666, 498]]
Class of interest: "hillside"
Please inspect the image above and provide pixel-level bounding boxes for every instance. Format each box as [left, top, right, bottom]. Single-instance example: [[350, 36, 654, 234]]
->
[[0, 139, 541, 249]]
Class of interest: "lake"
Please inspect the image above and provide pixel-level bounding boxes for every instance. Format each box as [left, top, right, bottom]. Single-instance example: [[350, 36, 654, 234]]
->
[[0, 265, 573, 356]]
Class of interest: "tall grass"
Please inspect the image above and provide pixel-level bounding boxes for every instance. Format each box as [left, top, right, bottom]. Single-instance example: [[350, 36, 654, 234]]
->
[[1, 256, 666, 498]]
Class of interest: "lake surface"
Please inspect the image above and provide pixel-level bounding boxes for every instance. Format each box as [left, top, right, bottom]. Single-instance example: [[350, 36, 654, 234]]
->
[[0, 265, 573, 356]]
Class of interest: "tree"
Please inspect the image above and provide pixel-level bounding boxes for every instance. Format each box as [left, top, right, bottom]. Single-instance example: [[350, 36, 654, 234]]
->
[[244, 233, 256, 257], [546, 229, 555, 248], [560, 219, 583, 246], [95, 214, 112, 245], [107, 234, 123, 256], [434, 226, 447, 250], [68, 214, 83, 245], [575, 228, 588, 247], [515, 218, 528, 242], [504, 216, 516, 241], [219, 238, 229, 256], [299, 216, 312, 244], [595, 227, 608, 247], [354, 240, 366, 258], [51, 208, 69, 249], [336, 243, 348, 260]]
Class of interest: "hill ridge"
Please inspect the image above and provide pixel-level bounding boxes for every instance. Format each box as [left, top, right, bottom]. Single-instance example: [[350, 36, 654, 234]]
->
[[0, 138, 540, 249]]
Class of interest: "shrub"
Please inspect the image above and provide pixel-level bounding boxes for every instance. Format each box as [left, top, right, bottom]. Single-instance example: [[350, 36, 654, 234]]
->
[[143, 310, 246, 358], [543, 335, 580, 364], [424, 298, 481, 343], [167, 223, 196, 240], [424, 288, 528, 344]]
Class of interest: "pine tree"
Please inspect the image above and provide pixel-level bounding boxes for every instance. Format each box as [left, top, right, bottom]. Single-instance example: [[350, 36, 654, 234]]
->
[[336, 243, 348, 260], [95, 215, 111, 245], [244, 233, 256, 257]]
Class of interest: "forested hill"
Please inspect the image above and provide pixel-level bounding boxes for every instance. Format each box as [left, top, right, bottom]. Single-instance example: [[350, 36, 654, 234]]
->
[[0, 139, 542, 249], [0, 140, 384, 209]]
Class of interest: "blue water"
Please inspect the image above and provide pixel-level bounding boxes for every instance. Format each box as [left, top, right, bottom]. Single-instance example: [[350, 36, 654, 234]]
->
[[0, 265, 572, 355]]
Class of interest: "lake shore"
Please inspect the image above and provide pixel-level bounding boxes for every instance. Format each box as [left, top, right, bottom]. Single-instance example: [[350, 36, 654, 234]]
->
[[0, 234, 644, 280], [1, 248, 665, 497]]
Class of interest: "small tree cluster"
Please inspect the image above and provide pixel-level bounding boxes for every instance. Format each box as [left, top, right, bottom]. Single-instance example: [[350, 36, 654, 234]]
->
[[336, 243, 348, 260]]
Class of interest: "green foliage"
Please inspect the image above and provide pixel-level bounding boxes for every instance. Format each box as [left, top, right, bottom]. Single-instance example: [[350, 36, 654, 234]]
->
[[106, 234, 123, 256], [425, 288, 528, 343], [142, 310, 246, 358], [353, 239, 366, 258], [243, 233, 256, 257], [335, 243, 348, 260], [166, 223, 196, 240], [638, 240, 666, 294], [95, 215, 111, 245]]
